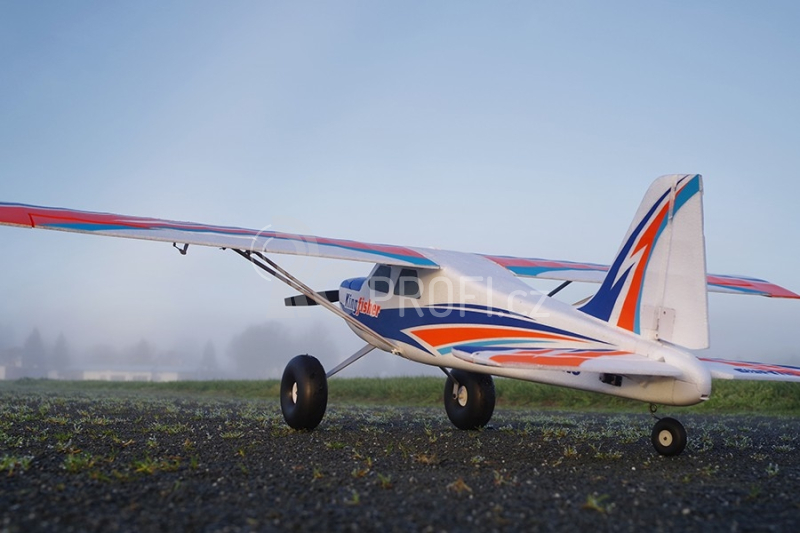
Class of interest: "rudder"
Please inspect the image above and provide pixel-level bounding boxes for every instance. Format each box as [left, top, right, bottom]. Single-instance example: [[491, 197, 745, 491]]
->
[[579, 174, 709, 349]]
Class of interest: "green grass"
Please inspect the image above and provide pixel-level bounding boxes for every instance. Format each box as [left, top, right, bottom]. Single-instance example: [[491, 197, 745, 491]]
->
[[2, 377, 800, 414]]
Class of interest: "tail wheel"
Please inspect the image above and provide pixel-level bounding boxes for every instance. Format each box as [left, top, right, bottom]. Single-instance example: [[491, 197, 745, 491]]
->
[[651, 417, 687, 456], [443, 370, 496, 430], [281, 355, 328, 430]]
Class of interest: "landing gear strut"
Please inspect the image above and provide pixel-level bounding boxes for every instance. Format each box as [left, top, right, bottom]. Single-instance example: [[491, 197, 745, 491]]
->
[[443, 369, 496, 430], [649, 405, 687, 456]]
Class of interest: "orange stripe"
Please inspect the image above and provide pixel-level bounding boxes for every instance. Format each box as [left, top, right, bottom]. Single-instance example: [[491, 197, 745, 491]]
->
[[494, 349, 627, 357], [617, 203, 669, 331], [490, 355, 589, 367], [489, 350, 629, 368], [412, 326, 581, 348]]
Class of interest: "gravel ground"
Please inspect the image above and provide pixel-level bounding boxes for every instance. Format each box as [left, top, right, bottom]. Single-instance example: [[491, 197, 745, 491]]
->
[[1, 390, 799, 532]]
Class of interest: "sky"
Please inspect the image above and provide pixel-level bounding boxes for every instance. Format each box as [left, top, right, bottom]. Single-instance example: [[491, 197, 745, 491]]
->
[[1, 1, 799, 377]]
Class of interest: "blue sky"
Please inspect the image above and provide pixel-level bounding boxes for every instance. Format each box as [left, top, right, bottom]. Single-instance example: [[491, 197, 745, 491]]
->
[[1, 1, 799, 376]]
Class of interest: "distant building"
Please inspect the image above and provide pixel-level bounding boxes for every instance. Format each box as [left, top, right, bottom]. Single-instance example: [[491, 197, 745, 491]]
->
[[0, 347, 23, 380], [75, 365, 194, 382], [0, 351, 197, 381]]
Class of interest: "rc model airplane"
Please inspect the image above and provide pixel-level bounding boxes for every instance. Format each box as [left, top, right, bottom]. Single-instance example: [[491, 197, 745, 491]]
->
[[2, 174, 799, 456]]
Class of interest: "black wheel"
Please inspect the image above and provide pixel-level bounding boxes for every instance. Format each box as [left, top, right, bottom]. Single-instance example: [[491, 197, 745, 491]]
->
[[651, 417, 687, 456], [444, 369, 496, 430], [281, 355, 328, 430]]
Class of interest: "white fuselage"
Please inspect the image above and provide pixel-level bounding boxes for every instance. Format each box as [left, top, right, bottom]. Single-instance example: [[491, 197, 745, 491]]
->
[[340, 250, 711, 406]]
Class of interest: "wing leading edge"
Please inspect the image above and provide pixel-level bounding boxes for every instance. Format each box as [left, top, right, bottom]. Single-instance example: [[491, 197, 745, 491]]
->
[[483, 255, 800, 300], [0, 202, 439, 269]]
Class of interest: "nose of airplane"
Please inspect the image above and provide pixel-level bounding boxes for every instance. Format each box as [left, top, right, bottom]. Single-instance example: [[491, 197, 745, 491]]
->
[[340, 277, 366, 291]]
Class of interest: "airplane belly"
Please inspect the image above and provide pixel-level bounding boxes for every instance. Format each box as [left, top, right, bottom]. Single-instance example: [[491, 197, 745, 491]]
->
[[388, 342, 709, 407], [483, 367, 708, 406]]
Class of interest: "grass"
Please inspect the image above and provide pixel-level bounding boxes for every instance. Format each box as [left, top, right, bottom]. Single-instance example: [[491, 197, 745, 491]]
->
[[0, 454, 33, 476], [2, 377, 800, 414], [63, 452, 99, 473], [0, 387, 796, 505], [446, 477, 473, 495], [582, 493, 614, 514]]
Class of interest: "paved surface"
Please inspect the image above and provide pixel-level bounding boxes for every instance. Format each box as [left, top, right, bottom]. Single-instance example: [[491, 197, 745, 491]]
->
[[1, 390, 799, 532]]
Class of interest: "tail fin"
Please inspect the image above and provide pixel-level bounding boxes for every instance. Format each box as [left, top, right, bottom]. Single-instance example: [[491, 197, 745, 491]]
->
[[579, 174, 709, 349]]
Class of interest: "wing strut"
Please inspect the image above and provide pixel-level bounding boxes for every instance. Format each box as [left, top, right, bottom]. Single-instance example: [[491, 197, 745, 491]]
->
[[548, 280, 572, 297], [326, 344, 375, 378], [231, 249, 397, 353]]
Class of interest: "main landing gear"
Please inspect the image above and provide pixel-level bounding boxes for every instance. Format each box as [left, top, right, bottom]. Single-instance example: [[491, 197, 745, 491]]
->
[[649, 405, 687, 456], [280, 344, 376, 430], [280, 355, 328, 430], [279, 357, 499, 432], [443, 369, 496, 430]]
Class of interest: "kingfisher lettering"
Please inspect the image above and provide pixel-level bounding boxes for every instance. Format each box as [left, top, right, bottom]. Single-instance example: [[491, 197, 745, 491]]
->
[[343, 293, 381, 318]]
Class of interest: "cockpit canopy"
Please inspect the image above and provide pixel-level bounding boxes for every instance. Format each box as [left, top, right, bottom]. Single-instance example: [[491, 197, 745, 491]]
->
[[367, 264, 421, 299]]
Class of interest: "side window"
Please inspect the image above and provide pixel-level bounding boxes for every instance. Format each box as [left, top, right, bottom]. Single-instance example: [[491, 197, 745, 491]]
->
[[394, 268, 420, 298], [369, 265, 392, 294]]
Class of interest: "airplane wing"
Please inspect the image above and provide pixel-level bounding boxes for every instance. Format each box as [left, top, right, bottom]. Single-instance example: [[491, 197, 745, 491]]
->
[[1, 202, 796, 300], [483, 255, 800, 299], [0, 202, 439, 269], [452, 346, 683, 377], [699, 358, 800, 381]]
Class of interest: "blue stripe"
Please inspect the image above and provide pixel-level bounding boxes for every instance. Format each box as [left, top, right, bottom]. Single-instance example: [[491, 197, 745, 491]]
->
[[43, 222, 438, 267], [506, 265, 602, 277], [348, 304, 606, 354], [579, 187, 670, 322]]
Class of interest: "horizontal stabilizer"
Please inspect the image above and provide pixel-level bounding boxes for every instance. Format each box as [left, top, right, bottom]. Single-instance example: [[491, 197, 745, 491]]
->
[[699, 358, 800, 382], [484, 255, 799, 299], [452, 346, 682, 377], [284, 290, 340, 307]]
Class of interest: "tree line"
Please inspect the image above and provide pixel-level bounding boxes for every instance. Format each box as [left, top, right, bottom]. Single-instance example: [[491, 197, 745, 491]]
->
[[0, 320, 336, 380]]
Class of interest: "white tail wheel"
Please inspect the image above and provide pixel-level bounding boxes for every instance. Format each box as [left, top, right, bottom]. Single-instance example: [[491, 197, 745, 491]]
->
[[658, 428, 674, 447], [651, 417, 687, 456]]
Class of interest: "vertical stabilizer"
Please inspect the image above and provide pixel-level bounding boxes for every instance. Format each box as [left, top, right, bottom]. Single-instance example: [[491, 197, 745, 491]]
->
[[579, 174, 709, 349]]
